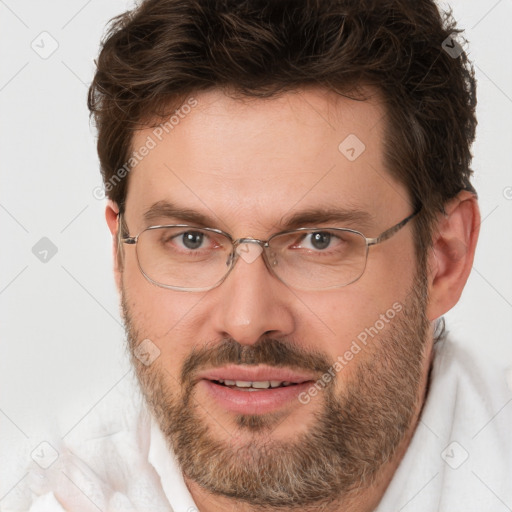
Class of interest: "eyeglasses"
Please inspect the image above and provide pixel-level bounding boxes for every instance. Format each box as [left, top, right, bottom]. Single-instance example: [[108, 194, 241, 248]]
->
[[119, 209, 420, 292]]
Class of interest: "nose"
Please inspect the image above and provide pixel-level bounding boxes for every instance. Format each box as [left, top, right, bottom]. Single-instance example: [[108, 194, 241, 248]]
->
[[209, 242, 295, 346]]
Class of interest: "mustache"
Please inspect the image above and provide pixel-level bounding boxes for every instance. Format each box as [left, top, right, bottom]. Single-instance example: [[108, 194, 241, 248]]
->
[[181, 337, 332, 385]]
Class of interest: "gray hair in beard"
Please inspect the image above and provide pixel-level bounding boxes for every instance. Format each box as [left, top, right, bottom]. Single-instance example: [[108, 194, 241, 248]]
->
[[122, 270, 431, 509]]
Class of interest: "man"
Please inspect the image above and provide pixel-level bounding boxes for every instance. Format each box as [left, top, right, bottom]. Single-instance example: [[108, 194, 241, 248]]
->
[[7, 0, 512, 511]]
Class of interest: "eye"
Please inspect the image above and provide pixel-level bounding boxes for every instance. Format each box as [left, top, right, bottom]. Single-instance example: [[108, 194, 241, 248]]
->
[[296, 231, 339, 251], [179, 231, 205, 250], [308, 232, 331, 250], [167, 230, 214, 251]]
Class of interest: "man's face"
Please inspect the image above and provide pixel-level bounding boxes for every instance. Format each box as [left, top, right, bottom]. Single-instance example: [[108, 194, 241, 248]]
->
[[119, 88, 434, 507]]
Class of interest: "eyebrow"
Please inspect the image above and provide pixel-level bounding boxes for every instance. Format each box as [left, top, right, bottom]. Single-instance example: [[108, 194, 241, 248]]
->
[[279, 207, 374, 230], [143, 200, 217, 227], [142, 200, 374, 232]]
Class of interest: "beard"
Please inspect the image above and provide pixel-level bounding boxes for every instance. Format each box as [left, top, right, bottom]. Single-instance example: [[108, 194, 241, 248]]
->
[[121, 270, 431, 510]]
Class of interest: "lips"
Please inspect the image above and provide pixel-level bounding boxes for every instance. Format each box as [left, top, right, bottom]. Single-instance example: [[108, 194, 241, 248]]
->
[[196, 364, 316, 388], [195, 365, 318, 415]]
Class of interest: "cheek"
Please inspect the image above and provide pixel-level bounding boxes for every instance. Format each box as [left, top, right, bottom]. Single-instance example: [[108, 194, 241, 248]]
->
[[295, 290, 395, 353], [364, 234, 418, 301], [295, 247, 417, 362], [121, 257, 207, 374], [123, 249, 195, 326]]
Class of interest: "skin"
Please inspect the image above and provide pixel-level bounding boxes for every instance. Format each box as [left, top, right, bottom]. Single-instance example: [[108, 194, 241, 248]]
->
[[105, 87, 480, 512]]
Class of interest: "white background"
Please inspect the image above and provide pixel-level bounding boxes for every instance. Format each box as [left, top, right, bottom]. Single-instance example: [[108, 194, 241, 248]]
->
[[1, 0, 511, 500]]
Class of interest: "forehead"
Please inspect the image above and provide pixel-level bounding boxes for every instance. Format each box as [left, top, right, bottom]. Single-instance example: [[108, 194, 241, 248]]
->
[[125, 87, 410, 234]]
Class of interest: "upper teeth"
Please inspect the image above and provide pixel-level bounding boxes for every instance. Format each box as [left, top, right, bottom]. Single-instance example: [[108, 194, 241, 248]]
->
[[218, 380, 293, 388]]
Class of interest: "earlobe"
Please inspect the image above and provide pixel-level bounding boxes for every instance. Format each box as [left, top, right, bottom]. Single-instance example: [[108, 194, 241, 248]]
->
[[426, 190, 480, 321]]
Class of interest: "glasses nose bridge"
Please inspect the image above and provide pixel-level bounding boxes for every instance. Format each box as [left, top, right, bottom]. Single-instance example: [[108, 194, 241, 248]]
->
[[233, 236, 267, 248], [226, 237, 270, 268]]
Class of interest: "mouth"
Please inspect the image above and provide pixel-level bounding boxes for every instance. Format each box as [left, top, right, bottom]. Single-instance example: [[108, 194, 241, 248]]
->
[[195, 365, 317, 415], [211, 379, 302, 391]]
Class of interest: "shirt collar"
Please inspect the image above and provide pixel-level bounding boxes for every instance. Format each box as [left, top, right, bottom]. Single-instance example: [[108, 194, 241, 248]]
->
[[148, 416, 199, 512]]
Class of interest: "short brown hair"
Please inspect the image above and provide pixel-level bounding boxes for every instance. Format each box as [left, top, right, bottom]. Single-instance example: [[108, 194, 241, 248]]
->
[[88, 0, 476, 253]]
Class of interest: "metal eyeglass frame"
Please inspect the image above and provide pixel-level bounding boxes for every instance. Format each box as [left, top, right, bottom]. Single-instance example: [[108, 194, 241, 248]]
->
[[119, 208, 421, 292]]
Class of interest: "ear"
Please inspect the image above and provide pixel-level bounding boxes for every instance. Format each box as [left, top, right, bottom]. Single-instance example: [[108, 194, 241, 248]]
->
[[105, 200, 122, 293], [426, 190, 480, 321]]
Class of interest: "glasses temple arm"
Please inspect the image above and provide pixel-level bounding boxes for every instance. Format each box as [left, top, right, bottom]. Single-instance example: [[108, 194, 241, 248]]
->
[[367, 208, 421, 246]]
